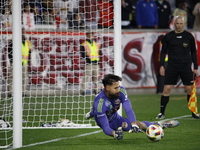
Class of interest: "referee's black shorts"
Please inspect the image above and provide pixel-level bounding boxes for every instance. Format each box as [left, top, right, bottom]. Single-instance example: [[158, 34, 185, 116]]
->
[[164, 62, 194, 85]]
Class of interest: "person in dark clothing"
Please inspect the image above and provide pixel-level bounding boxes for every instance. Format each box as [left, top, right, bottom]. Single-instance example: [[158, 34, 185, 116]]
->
[[156, 15, 199, 119], [121, 0, 133, 29], [0, 0, 6, 14], [155, 0, 171, 29], [129, 0, 139, 28], [71, 13, 85, 29]]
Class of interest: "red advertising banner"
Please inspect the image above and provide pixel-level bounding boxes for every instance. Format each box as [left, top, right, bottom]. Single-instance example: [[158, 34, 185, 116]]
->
[[0, 31, 199, 90], [121, 32, 200, 88]]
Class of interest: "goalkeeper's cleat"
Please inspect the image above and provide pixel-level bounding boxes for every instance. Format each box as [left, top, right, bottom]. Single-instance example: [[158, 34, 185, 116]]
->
[[129, 124, 140, 133], [156, 113, 165, 119], [138, 129, 145, 133], [158, 120, 180, 129]]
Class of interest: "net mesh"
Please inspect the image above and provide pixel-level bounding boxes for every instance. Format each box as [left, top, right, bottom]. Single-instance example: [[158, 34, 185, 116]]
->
[[0, 0, 114, 147]]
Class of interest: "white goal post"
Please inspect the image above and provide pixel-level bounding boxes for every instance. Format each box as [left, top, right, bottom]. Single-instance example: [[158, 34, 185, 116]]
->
[[0, 0, 122, 148]]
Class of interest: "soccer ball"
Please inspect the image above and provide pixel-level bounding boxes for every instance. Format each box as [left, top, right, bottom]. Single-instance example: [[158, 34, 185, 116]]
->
[[146, 125, 164, 142]]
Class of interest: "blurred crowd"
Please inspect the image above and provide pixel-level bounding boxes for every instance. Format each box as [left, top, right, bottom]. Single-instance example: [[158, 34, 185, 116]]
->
[[0, 0, 200, 30]]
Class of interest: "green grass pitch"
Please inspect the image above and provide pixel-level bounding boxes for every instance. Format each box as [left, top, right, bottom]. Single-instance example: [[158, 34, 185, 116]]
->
[[1, 94, 200, 150]]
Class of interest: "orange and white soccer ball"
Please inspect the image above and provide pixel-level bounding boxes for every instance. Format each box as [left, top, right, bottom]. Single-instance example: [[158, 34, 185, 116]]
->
[[146, 125, 164, 142]]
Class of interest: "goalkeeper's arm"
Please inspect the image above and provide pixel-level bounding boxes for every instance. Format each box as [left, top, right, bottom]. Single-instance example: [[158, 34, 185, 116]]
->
[[85, 111, 94, 119], [97, 114, 123, 139], [112, 127, 123, 140]]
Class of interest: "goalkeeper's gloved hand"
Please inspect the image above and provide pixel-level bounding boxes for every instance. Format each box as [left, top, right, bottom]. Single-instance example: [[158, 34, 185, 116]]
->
[[85, 111, 91, 119], [129, 124, 140, 133], [113, 127, 123, 140]]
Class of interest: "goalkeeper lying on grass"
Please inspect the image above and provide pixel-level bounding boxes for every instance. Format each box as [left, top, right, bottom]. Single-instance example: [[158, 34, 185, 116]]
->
[[85, 74, 179, 140]]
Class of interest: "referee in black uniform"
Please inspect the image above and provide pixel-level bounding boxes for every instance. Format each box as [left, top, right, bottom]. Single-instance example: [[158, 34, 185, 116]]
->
[[156, 15, 199, 119]]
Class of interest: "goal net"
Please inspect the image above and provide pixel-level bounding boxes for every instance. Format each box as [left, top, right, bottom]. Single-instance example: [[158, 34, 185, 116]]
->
[[0, 0, 116, 148]]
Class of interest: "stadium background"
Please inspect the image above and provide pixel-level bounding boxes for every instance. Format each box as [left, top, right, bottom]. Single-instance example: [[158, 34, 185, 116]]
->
[[0, 30, 199, 96]]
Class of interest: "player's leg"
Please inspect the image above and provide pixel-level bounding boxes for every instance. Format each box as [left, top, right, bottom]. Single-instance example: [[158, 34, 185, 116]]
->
[[22, 65, 28, 96], [109, 116, 154, 132], [92, 64, 99, 94], [135, 121, 162, 131], [81, 64, 92, 95], [7, 65, 13, 97], [157, 120, 180, 129], [109, 116, 131, 131], [156, 85, 173, 119], [156, 64, 178, 119], [140, 120, 180, 130]]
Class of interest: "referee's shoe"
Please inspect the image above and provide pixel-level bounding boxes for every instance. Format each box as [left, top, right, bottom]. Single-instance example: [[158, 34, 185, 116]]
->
[[156, 113, 165, 119], [192, 113, 200, 119]]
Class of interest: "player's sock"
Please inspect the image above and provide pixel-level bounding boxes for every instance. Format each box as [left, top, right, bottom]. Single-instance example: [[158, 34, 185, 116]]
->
[[160, 95, 169, 115], [187, 94, 190, 102], [142, 121, 155, 127]]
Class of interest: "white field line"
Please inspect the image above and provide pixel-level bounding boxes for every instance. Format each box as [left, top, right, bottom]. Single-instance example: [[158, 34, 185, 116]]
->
[[9, 114, 193, 149], [19, 130, 102, 149], [156, 115, 192, 122]]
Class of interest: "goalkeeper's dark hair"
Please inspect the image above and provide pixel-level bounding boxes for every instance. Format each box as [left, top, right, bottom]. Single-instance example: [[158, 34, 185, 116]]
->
[[102, 74, 122, 87]]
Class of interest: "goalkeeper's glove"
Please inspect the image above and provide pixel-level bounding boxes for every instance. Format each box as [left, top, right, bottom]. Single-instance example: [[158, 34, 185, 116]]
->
[[85, 111, 93, 119], [129, 124, 140, 133], [113, 127, 123, 140]]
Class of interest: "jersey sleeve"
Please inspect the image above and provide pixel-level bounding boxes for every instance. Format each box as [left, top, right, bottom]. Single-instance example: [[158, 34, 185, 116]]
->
[[96, 113, 113, 136], [94, 98, 114, 136], [190, 34, 198, 69], [160, 34, 168, 67], [120, 87, 136, 123]]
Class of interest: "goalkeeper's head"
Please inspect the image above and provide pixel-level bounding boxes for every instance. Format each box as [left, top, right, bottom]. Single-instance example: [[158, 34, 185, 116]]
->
[[102, 74, 122, 99]]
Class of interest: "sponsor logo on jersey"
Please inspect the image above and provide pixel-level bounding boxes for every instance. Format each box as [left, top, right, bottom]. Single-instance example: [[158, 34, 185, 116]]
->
[[122, 122, 128, 128], [177, 36, 182, 38], [115, 99, 121, 105], [183, 43, 188, 48]]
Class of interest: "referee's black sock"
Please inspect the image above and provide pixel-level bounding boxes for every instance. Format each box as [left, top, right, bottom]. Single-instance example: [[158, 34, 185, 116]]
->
[[187, 94, 190, 103], [160, 95, 169, 115]]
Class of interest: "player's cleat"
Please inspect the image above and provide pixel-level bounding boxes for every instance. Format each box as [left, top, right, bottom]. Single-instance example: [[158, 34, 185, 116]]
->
[[156, 113, 165, 119], [158, 120, 180, 129], [129, 124, 140, 133], [192, 114, 200, 119]]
